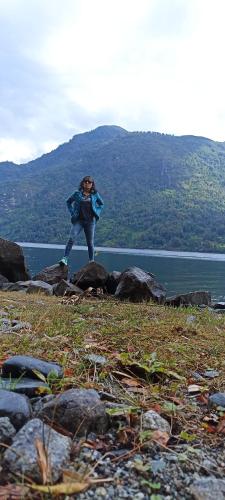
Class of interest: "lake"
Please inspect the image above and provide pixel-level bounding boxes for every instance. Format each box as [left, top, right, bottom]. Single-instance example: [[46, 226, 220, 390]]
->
[[17, 242, 225, 301]]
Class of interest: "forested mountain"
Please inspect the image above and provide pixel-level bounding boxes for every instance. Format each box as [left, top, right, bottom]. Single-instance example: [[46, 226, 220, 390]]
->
[[1, 125, 225, 252]]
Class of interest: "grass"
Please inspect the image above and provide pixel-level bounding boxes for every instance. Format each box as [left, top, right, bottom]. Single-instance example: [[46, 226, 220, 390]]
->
[[1, 291, 225, 443]]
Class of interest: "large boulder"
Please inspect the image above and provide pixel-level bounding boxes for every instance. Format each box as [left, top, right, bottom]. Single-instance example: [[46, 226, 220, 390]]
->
[[72, 262, 109, 290], [33, 263, 68, 285], [3, 418, 72, 484], [53, 279, 83, 296], [165, 291, 211, 307], [0, 273, 9, 285], [115, 266, 166, 303], [39, 388, 108, 436], [0, 238, 30, 282]]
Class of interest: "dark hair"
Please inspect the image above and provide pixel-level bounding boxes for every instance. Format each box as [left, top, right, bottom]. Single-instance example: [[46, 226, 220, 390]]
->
[[79, 176, 97, 193]]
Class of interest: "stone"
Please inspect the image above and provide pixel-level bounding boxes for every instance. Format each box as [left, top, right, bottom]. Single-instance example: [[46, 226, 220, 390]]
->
[[189, 478, 225, 500], [0, 390, 32, 430], [3, 418, 72, 484], [1, 280, 53, 295], [0, 377, 50, 397], [208, 392, 225, 408], [72, 262, 109, 290], [53, 279, 83, 296], [39, 388, 108, 436], [0, 238, 30, 282], [106, 271, 121, 294], [142, 410, 170, 433], [115, 266, 166, 303], [165, 291, 211, 307], [31, 394, 56, 415], [0, 417, 16, 448], [213, 302, 225, 309], [26, 280, 53, 295], [0, 273, 9, 285], [33, 263, 68, 285], [2, 355, 63, 380], [203, 370, 219, 379], [11, 321, 32, 331], [84, 354, 107, 365]]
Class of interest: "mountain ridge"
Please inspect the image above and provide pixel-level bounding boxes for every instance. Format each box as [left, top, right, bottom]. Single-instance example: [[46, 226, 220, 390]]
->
[[1, 125, 225, 252]]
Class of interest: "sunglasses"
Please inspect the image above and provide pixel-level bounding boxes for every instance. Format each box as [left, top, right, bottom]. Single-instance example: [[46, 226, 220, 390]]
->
[[84, 180, 92, 184]]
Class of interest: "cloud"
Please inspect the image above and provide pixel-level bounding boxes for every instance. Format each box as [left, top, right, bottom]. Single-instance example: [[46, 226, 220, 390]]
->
[[0, 0, 225, 163]]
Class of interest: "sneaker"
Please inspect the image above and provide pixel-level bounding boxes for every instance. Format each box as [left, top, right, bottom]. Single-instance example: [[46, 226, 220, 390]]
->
[[59, 256, 68, 266]]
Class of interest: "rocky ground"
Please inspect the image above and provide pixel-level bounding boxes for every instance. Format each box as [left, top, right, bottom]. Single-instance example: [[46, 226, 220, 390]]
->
[[1, 291, 225, 499]]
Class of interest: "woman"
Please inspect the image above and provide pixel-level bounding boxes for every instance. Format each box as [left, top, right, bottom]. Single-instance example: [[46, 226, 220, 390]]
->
[[59, 176, 104, 265]]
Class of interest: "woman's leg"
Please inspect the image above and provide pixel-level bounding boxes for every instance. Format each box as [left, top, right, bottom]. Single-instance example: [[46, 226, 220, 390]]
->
[[83, 221, 96, 261], [64, 221, 83, 258]]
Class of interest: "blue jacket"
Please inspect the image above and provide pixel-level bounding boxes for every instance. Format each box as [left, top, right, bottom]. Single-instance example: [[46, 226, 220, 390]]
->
[[66, 190, 104, 222]]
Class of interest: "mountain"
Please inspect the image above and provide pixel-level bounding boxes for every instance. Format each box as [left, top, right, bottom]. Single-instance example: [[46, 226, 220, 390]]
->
[[1, 125, 225, 252]]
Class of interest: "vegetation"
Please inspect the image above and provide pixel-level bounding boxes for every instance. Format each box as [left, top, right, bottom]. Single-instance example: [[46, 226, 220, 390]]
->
[[1, 290, 225, 445], [1, 126, 225, 251]]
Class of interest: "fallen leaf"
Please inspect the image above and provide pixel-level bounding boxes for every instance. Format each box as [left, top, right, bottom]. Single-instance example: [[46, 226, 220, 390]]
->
[[217, 419, 225, 433], [35, 438, 51, 484], [152, 430, 170, 446], [121, 377, 142, 387], [64, 368, 74, 377], [29, 481, 89, 495]]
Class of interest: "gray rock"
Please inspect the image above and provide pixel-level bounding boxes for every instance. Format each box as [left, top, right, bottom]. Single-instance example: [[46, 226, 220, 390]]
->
[[0, 389, 32, 430], [26, 280, 53, 295], [39, 388, 108, 436], [0, 417, 16, 448], [189, 477, 225, 500], [115, 266, 166, 303], [11, 321, 32, 331], [53, 279, 83, 296], [186, 315, 196, 324], [203, 370, 219, 379], [0, 273, 9, 284], [0, 238, 30, 282], [2, 355, 63, 380], [3, 418, 72, 483], [209, 392, 225, 408], [0, 377, 50, 397], [84, 354, 107, 366], [33, 263, 68, 285], [31, 394, 56, 415], [72, 262, 109, 290], [165, 291, 211, 307], [213, 302, 225, 309], [142, 410, 170, 433]]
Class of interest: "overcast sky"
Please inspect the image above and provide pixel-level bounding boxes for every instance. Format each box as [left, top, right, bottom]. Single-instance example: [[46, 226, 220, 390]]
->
[[0, 0, 225, 163]]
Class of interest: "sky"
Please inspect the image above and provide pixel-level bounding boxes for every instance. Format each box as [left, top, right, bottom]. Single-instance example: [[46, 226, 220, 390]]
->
[[0, 0, 225, 163]]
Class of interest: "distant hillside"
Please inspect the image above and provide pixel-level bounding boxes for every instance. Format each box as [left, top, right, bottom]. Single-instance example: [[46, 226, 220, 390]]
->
[[1, 125, 225, 252]]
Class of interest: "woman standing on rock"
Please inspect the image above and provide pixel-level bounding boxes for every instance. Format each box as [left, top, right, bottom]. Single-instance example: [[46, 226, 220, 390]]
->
[[59, 176, 104, 266]]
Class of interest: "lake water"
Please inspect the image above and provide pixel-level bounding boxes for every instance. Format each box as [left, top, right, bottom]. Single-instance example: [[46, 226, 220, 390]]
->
[[17, 242, 225, 301]]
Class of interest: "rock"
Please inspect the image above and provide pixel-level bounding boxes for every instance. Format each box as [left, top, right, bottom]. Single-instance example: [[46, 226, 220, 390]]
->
[[0, 390, 32, 430], [11, 321, 32, 331], [213, 302, 225, 309], [2, 355, 63, 380], [115, 266, 166, 303], [0, 417, 16, 448], [203, 370, 219, 379], [142, 410, 170, 433], [31, 394, 56, 415], [189, 477, 225, 500], [26, 280, 53, 295], [3, 418, 72, 484], [0, 238, 30, 282], [84, 354, 107, 365], [208, 392, 225, 408], [186, 315, 196, 324], [106, 271, 121, 294], [0, 377, 50, 397], [165, 291, 211, 307], [72, 262, 109, 290], [0, 273, 9, 284], [53, 279, 83, 296], [39, 388, 108, 436], [33, 263, 68, 285], [1, 280, 53, 295]]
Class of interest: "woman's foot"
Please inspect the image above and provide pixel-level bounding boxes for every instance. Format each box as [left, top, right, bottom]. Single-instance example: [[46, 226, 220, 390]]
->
[[59, 256, 68, 266]]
